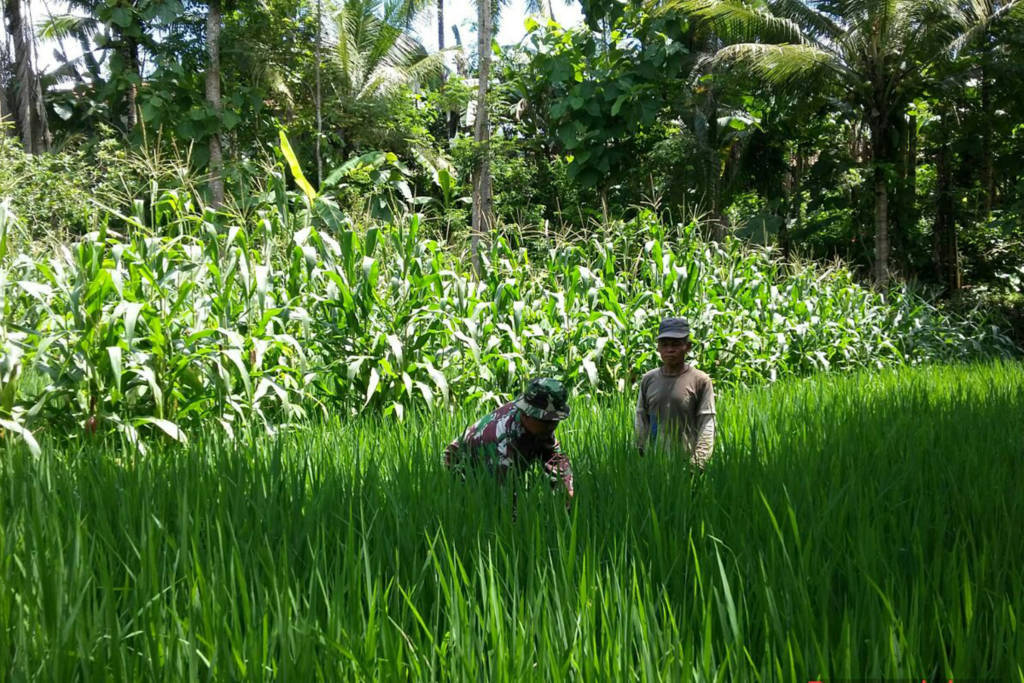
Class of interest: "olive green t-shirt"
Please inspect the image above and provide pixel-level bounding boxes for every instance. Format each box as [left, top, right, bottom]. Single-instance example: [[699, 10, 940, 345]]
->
[[634, 365, 716, 453]]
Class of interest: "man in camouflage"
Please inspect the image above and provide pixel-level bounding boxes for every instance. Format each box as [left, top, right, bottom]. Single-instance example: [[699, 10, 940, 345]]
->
[[635, 316, 717, 469], [444, 378, 575, 504]]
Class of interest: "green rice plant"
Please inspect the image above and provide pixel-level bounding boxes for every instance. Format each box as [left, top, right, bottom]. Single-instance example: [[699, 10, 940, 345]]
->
[[1, 362, 1021, 679]]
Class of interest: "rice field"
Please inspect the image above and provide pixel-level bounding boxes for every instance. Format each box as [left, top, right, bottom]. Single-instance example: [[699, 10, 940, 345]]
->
[[1, 361, 1022, 681]]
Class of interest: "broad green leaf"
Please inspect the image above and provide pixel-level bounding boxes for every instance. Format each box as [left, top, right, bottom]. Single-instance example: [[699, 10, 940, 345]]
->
[[224, 348, 252, 399], [364, 367, 380, 407], [279, 130, 317, 201], [17, 281, 52, 301], [387, 334, 404, 368], [0, 419, 40, 456], [423, 361, 449, 402], [117, 302, 144, 347], [364, 228, 379, 257], [135, 417, 188, 445], [415, 381, 434, 408], [107, 346, 123, 393], [582, 358, 598, 386]]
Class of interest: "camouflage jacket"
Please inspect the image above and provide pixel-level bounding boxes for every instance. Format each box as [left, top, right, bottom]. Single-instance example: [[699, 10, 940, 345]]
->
[[443, 402, 574, 494]]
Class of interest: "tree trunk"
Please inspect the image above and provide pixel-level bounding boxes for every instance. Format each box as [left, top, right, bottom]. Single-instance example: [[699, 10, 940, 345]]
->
[[437, 0, 444, 52], [205, 0, 224, 207], [123, 37, 139, 131], [906, 112, 917, 216], [7, 0, 33, 151], [783, 143, 804, 260], [315, 0, 323, 186], [891, 112, 917, 273], [4, 0, 49, 153], [870, 114, 891, 286], [438, 0, 459, 139], [470, 0, 493, 277], [933, 131, 959, 294], [980, 64, 994, 219], [0, 46, 8, 128], [27, 1, 48, 152], [872, 170, 889, 285]]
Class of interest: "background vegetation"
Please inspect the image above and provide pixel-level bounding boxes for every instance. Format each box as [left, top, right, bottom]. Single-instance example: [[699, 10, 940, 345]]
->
[[2, 0, 1023, 292]]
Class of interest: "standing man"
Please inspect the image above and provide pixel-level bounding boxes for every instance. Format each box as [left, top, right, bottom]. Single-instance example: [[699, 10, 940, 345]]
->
[[444, 378, 574, 504], [635, 317, 716, 468]]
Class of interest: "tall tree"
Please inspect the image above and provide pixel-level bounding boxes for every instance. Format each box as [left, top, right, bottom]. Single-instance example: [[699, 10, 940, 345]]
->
[[38, 0, 159, 134], [470, 0, 493, 276], [3, 0, 50, 152], [924, 0, 1023, 291], [437, 0, 443, 52], [1, 31, 8, 126], [206, 0, 224, 206], [667, 0, 1022, 284], [315, 0, 324, 185]]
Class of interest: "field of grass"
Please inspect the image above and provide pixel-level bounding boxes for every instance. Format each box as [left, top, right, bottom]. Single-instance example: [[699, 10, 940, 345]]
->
[[2, 361, 1022, 680]]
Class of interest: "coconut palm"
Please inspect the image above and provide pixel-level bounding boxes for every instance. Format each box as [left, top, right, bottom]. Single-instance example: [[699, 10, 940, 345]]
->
[[662, 0, 1022, 284], [470, 0, 493, 276], [206, 0, 224, 206], [3, 0, 50, 152], [36, 0, 147, 134], [326, 0, 442, 149]]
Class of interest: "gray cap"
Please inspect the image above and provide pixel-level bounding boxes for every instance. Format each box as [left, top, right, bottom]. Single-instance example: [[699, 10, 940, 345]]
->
[[657, 317, 691, 340]]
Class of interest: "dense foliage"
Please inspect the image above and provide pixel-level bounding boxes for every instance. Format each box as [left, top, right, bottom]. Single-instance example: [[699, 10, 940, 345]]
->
[[2, 363, 1022, 678], [0, 160, 1016, 454], [3, 0, 1023, 293]]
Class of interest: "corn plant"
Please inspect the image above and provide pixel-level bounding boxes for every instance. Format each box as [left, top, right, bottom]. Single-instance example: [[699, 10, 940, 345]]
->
[[0, 172, 1019, 453]]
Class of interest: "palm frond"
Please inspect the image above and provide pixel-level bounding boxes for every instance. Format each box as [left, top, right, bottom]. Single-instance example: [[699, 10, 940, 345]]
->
[[329, 0, 435, 103], [766, 0, 844, 40], [42, 58, 83, 84], [660, 0, 805, 44], [711, 42, 848, 89], [359, 51, 442, 99], [946, 0, 1022, 56], [36, 14, 97, 41]]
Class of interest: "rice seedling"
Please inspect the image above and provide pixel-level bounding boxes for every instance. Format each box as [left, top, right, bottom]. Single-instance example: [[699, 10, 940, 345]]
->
[[1, 362, 1021, 680]]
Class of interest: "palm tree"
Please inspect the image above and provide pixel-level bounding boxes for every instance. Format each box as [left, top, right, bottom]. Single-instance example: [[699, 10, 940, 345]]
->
[[470, 0, 493, 276], [924, 0, 1021, 291], [3, 0, 50, 152], [206, 0, 224, 207], [664, 0, 1022, 284], [468, 0, 568, 273], [37, 0, 145, 133], [328, 0, 442, 152]]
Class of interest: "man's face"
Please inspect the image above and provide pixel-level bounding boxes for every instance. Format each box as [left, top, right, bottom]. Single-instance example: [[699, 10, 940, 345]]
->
[[657, 337, 691, 365], [521, 413, 559, 437]]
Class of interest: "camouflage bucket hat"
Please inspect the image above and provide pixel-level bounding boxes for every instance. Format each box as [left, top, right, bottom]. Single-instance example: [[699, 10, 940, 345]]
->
[[514, 378, 571, 421]]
